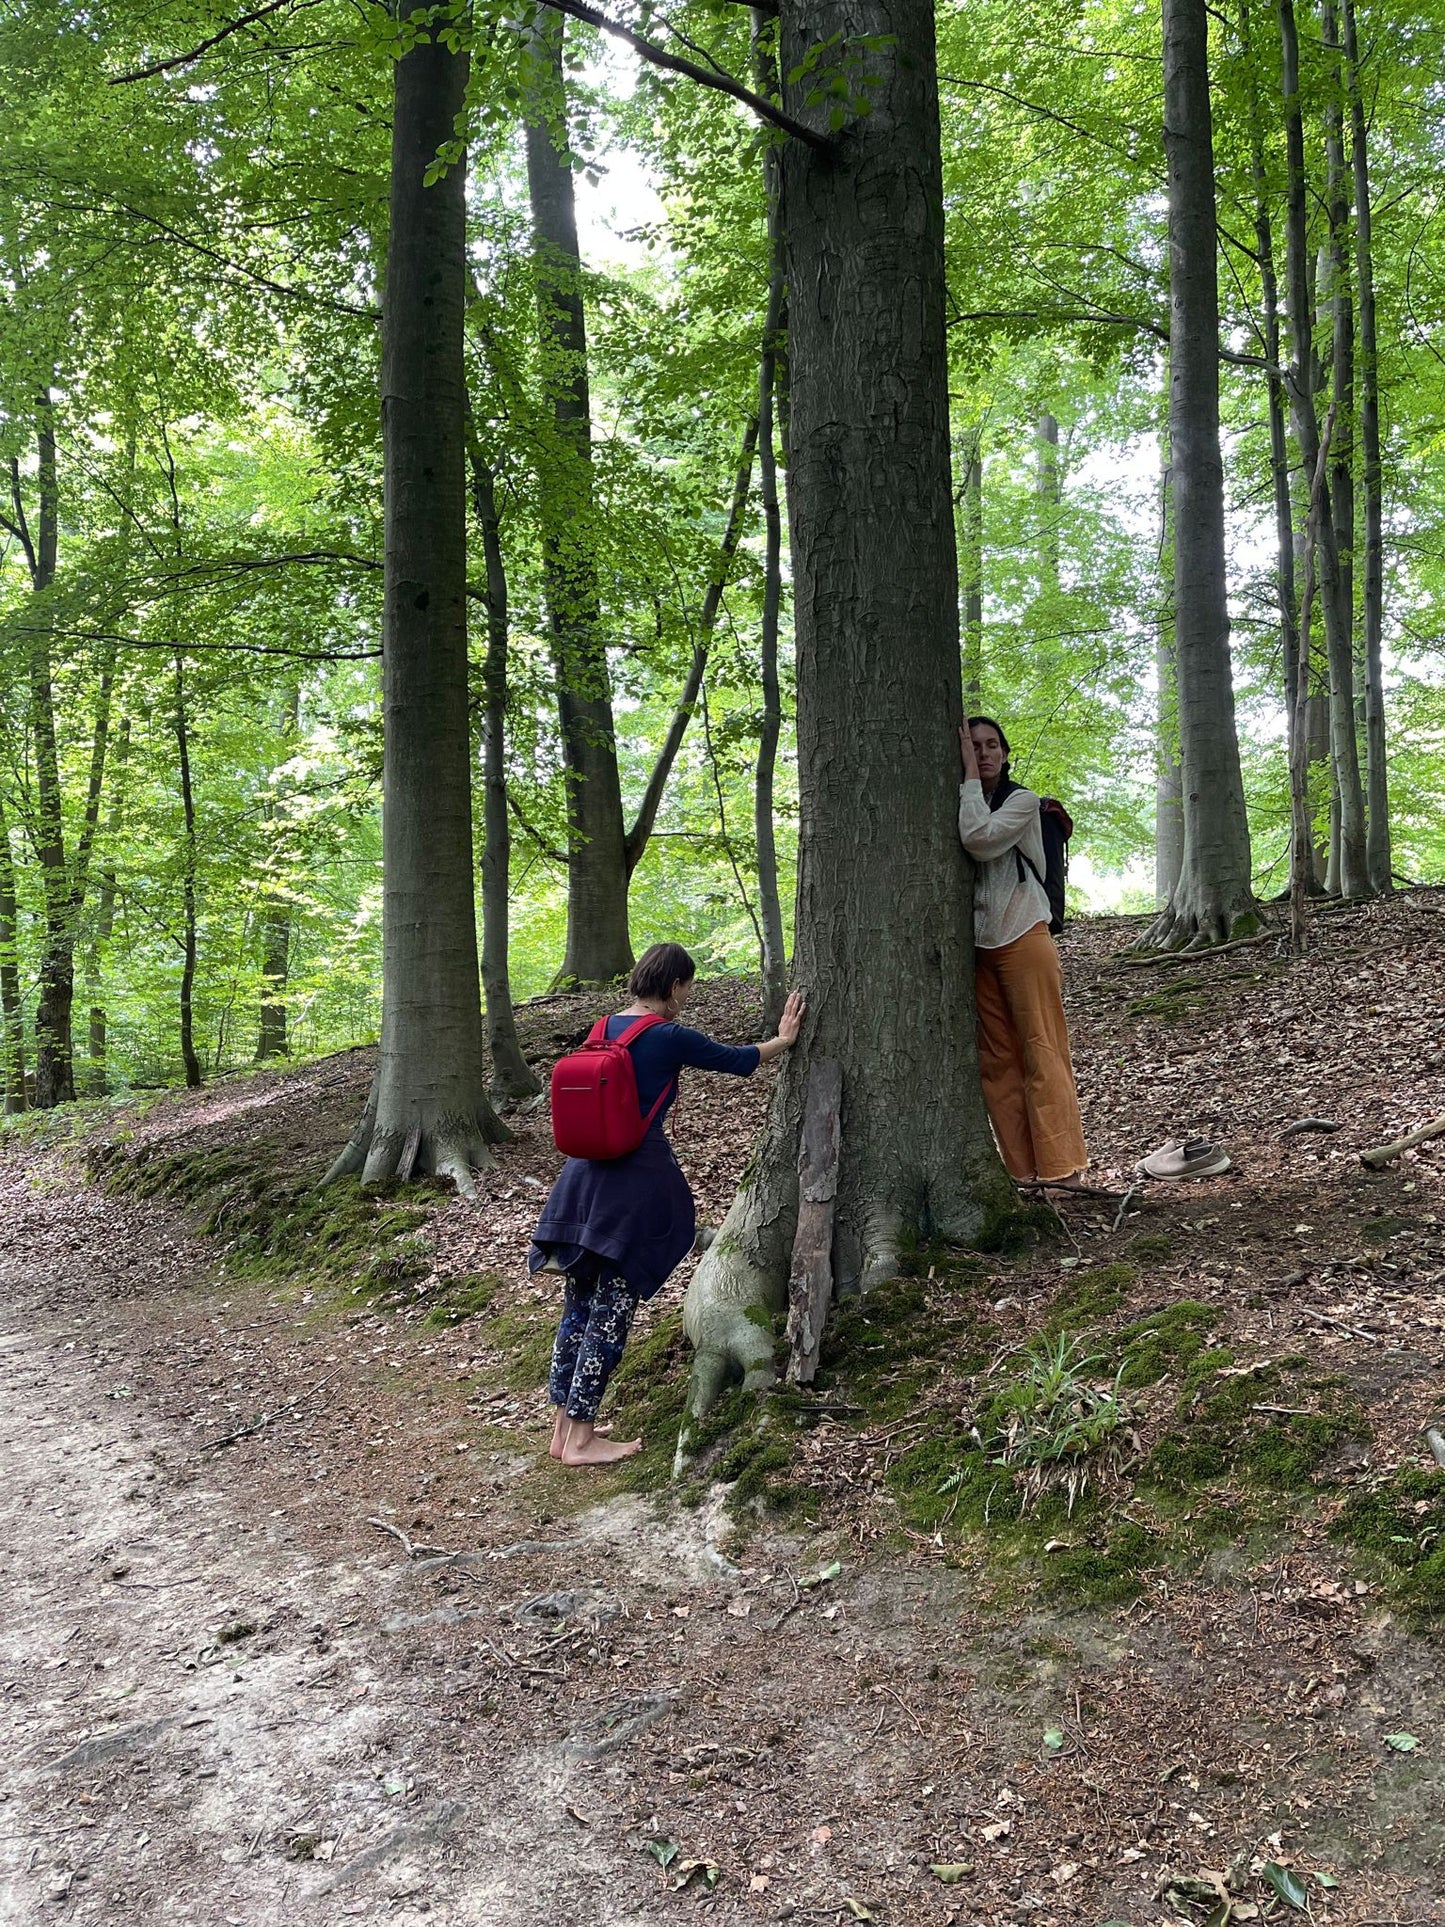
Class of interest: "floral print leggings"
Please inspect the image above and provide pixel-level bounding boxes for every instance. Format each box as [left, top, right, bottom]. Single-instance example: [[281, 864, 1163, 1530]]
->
[[548, 1256, 640, 1422]]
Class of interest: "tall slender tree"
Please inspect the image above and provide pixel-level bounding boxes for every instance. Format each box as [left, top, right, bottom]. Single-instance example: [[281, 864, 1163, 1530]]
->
[[1150, 0, 1255, 947], [327, 10, 507, 1190]]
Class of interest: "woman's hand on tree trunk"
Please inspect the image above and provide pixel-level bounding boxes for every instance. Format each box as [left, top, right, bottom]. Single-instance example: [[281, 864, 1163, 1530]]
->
[[759, 990, 806, 1062], [958, 723, 980, 783]]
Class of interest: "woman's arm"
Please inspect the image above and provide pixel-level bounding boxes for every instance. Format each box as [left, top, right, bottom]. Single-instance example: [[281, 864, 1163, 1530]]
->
[[670, 992, 806, 1075], [958, 780, 1037, 859]]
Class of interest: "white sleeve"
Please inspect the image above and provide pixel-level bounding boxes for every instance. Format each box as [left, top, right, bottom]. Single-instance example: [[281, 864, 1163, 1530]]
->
[[958, 781, 1037, 860]]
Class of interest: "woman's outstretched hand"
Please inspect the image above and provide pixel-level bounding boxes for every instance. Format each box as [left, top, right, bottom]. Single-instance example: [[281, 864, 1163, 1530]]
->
[[777, 990, 806, 1048], [958, 723, 980, 782], [759, 990, 806, 1063]]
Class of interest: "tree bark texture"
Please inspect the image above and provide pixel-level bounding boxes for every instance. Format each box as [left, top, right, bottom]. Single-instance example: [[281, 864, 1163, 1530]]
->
[[469, 444, 542, 1102], [1277, 0, 1370, 898], [524, 11, 633, 986], [1155, 628, 1184, 907], [1342, 0, 1391, 892], [326, 26, 506, 1191], [1150, 0, 1256, 947], [681, 0, 1014, 1425], [752, 36, 789, 1038], [785, 1057, 841, 1385]]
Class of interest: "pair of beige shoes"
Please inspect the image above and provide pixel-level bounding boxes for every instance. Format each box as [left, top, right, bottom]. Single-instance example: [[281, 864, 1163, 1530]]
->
[[1137, 1137, 1231, 1180]]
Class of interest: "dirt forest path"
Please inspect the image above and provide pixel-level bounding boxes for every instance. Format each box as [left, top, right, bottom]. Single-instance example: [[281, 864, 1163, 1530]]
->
[[4, 901, 1445, 1926]]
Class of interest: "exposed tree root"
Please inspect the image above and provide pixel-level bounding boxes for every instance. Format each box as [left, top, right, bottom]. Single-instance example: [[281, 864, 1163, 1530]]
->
[[322, 1094, 507, 1194]]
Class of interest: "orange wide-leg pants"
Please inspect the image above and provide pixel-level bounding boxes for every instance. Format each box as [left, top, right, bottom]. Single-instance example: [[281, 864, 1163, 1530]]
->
[[974, 922, 1088, 1183]]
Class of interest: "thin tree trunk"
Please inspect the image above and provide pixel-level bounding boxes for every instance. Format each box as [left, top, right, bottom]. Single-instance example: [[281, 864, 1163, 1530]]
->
[[468, 441, 541, 1102], [173, 655, 202, 1090], [0, 788, 26, 1113], [1150, 0, 1256, 947], [1035, 412, 1061, 600], [1278, 0, 1370, 897], [524, 10, 632, 986], [960, 428, 984, 697], [682, 0, 1013, 1421], [1292, 409, 1336, 952], [1343, 0, 1391, 892], [254, 683, 299, 1063], [19, 393, 74, 1106], [87, 715, 130, 1096], [624, 416, 760, 875], [326, 20, 506, 1191]]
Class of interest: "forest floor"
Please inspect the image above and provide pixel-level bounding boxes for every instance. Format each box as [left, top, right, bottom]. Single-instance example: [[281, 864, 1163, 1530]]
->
[[2, 894, 1444, 1927]]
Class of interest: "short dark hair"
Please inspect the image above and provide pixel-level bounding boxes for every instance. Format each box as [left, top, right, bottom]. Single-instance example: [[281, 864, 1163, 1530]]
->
[[629, 942, 696, 1002], [967, 714, 1011, 756]]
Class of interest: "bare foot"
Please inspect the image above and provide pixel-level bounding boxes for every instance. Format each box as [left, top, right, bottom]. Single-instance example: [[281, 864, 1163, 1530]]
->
[[559, 1421, 642, 1466], [549, 1409, 612, 1460]]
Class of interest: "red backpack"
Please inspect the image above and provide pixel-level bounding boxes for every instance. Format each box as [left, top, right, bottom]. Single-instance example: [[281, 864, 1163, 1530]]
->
[[550, 1014, 675, 1160]]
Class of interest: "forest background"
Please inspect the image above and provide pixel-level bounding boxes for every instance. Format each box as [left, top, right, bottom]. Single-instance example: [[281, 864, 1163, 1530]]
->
[[2, 0, 1444, 1103]]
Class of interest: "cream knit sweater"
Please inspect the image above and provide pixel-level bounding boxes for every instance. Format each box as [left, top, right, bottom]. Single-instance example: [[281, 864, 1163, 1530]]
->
[[957, 778, 1052, 950]]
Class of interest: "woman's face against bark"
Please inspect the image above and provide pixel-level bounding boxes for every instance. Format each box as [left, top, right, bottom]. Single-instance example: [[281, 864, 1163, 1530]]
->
[[970, 725, 1006, 786]]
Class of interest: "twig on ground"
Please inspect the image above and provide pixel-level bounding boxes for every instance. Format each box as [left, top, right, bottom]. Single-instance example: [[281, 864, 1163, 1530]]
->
[[1252, 1404, 1314, 1418], [1360, 1112, 1445, 1168], [201, 1367, 341, 1450], [1298, 1307, 1382, 1344], [1111, 1182, 1141, 1232], [1016, 1179, 1133, 1201], [366, 1517, 457, 1560], [875, 1681, 925, 1734], [1278, 1117, 1340, 1138]]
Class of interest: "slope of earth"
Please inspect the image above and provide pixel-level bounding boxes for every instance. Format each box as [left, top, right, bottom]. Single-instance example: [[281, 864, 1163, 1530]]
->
[[1, 895, 1443, 1927]]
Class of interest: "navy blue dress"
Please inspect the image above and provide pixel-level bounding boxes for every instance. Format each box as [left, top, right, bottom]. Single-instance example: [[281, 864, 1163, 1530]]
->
[[529, 1018, 761, 1300]]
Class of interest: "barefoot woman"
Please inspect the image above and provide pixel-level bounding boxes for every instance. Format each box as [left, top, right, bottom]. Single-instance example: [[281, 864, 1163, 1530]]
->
[[531, 943, 805, 1466]]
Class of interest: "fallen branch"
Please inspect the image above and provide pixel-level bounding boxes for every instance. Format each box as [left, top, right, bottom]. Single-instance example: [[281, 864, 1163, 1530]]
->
[[1298, 1307, 1381, 1344], [1359, 1112, 1445, 1169], [1278, 1117, 1340, 1139], [1015, 1179, 1138, 1203], [366, 1517, 457, 1561], [201, 1367, 341, 1450], [1424, 1428, 1445, 1470]]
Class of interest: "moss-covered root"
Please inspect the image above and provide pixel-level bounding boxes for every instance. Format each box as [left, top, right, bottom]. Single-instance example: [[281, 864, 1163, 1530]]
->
[[681, 1229, 786, 1425]]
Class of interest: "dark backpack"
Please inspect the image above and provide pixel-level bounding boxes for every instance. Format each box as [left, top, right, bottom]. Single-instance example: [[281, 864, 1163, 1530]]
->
[[1017, 797, 1073, 935]]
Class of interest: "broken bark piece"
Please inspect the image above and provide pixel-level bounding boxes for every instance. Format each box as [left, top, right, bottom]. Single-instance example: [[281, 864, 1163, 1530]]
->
[[1359, 1111, 1445, 1169], [785, 1057, 842, 1386], [1279, 1116, 1340, 1138]]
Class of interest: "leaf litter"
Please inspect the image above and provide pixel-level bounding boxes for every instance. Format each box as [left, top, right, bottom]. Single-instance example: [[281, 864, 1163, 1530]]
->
[[1, 904, 1444, 1921]]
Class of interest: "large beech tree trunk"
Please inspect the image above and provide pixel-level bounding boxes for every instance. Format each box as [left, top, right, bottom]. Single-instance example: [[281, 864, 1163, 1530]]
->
[[1149, 0, 1256, 947], [1343, 0, 1391, 892], [681, 0, 1013, 1422], [524, 11, 632, 986], [468, 442, 541, 1102], [326, 23, 506, 1192]]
